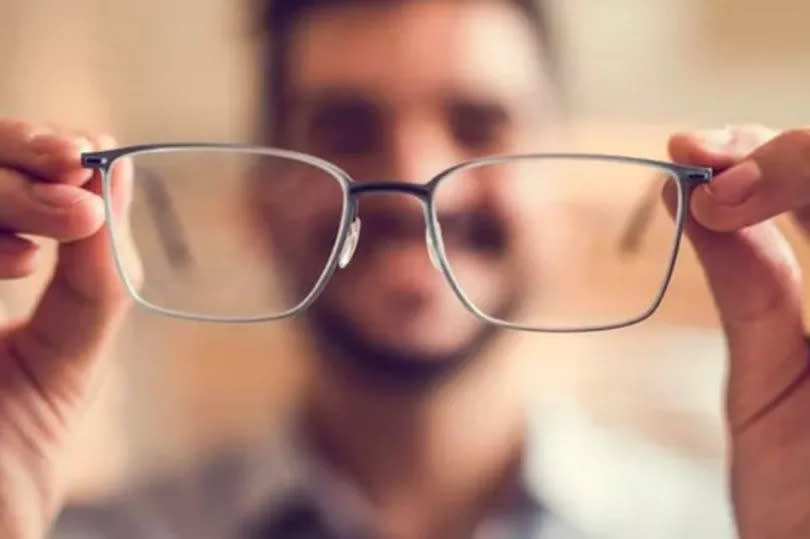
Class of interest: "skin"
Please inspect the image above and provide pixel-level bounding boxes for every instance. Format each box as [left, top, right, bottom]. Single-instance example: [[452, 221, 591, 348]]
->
[[0, 2, 807, 538], [262, 0, 549, 363], [669, 125, 810, 538]]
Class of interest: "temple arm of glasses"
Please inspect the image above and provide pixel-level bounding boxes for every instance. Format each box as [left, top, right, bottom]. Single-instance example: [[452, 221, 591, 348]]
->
[[619, 167, 718, 254], [618, 176, 664, 254], [138, 167, 195, 271]]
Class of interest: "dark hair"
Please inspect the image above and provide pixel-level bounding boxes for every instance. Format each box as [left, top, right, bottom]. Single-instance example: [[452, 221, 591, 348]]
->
[[258, 0, 556, 143]]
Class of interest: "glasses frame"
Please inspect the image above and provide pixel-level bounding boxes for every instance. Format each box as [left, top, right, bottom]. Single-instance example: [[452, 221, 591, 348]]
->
[[82, 143, 712, 332]]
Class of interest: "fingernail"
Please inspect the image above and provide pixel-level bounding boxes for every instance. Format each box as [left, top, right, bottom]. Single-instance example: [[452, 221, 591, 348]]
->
[[705, 160, 761, 205], [30, 183, 89, 207], [693, 127, 735, 156]]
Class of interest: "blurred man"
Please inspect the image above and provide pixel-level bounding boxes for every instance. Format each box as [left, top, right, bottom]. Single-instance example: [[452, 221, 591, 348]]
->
[[0, 1, 809, 539], [22, 2, 591, 538]]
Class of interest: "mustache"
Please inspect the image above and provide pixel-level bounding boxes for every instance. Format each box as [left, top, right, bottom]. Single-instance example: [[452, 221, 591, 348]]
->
[[315, 207, 509, 255]]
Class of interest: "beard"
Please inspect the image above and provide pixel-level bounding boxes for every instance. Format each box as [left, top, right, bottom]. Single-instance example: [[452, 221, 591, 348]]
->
[[303, 289, 520, 391]]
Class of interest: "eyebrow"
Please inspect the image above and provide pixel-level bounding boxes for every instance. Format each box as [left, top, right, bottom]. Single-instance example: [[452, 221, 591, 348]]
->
[[287, 88, 387, 111], [289, 85, 537, 111]]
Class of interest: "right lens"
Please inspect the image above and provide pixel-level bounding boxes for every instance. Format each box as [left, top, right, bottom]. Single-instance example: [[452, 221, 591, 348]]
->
[[106, 148, 347, 320], [432, 156, 682, 331]]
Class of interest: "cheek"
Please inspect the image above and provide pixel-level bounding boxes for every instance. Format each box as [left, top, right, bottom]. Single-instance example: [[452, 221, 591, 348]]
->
[[494, 180, 577, 282], [254, 196, 345, 290], [487, 180, 532, 254], [256, 174, 345, 247]]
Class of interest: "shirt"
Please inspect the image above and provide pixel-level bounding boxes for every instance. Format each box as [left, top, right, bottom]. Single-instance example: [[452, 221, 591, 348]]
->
[[50, 401, 736, 539], [50, 419, 589, 539]]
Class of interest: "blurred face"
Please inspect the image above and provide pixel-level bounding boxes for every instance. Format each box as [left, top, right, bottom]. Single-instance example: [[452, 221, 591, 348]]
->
[[257, 0, 554, 374]]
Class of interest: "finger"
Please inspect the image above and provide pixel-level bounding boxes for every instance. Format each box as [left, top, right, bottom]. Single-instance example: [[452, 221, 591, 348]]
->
[[675, 205, 808, 431], [669, 124, 779, 168], [0, 118, 94, 185], [686, 128, 810, 232], [662, 177, 808, 429], [669, 132, 737, 171], [56, 133, 137, 301], [9, 133, 134, 395], [0, 167, 105, 242], [668, 129, 810, 534], [0, 234, 39, 279]]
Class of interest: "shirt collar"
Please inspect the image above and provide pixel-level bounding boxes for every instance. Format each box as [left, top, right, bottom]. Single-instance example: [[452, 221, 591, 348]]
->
[[236, 416, 548, 538]]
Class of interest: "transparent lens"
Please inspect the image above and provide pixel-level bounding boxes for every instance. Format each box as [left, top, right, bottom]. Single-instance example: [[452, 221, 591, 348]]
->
[[432, 157, 682, 330], [107, 149, 346, 319]]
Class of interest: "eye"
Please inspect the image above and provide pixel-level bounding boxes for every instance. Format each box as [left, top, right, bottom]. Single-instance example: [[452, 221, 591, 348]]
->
[[447, 100, 512, 153], [305, 96, 385, 156]]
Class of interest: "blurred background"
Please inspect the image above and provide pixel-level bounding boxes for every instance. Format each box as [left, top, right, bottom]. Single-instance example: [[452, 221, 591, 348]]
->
[[1, 0, 809, 536]]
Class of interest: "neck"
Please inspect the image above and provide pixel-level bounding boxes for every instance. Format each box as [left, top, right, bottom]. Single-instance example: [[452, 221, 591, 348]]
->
[[305, 343, 530, 538]]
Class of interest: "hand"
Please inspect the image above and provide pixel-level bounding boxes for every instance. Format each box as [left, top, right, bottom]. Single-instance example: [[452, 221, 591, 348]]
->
[[0, 119, 133, 539], [669, 126, 810, 539]]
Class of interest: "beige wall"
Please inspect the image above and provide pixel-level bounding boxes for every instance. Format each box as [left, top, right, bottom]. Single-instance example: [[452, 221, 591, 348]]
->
[[2, 0, 810, 498]]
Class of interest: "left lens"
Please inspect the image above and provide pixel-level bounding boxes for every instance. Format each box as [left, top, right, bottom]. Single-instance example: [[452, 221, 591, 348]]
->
[[431, 156, 683, 330], [109, 148, 346, 320]]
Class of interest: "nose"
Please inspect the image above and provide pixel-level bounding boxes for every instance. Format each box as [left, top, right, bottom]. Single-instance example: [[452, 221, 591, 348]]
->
[[383, 114, 483, 213], [336, 115, 466, 272], [387, 115, 461, 183]]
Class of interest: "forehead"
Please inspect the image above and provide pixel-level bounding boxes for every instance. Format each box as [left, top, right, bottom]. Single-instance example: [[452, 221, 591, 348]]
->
[[287, 0, 547, 103]]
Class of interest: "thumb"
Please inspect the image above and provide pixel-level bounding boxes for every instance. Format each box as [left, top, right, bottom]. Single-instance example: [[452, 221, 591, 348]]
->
[[11, 135, 134, 401]]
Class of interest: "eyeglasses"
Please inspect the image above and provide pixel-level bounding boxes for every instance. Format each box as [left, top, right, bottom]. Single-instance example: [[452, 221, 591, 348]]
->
[[81, 144, 712, 332]]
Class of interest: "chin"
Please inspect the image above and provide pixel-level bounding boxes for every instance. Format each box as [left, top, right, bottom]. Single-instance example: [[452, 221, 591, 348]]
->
[[362, 320, 486, 361], [306, 296, 504, 385], [351, 291, 484, 342]]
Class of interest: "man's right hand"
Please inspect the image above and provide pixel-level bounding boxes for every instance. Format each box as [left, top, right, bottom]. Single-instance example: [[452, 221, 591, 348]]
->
[[0, 119, 133, 539]]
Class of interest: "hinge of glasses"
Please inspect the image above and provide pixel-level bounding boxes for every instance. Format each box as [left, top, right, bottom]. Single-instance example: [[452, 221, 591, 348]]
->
[[81, 154, 109, 168], [689, 170, 714, 183]]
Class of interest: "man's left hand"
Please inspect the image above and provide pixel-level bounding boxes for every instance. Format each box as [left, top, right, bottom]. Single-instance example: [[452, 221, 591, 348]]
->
[[669, 126, 810, 539]]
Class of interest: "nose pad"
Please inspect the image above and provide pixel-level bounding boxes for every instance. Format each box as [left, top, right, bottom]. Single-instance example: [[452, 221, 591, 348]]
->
[[339, 218, 362, 269], [425, 225, 442, 271]]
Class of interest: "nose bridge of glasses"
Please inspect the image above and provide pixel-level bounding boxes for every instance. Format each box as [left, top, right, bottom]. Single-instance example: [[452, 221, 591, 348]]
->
[[337, 182, 442, 272], [349, 181, 431, 198]]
